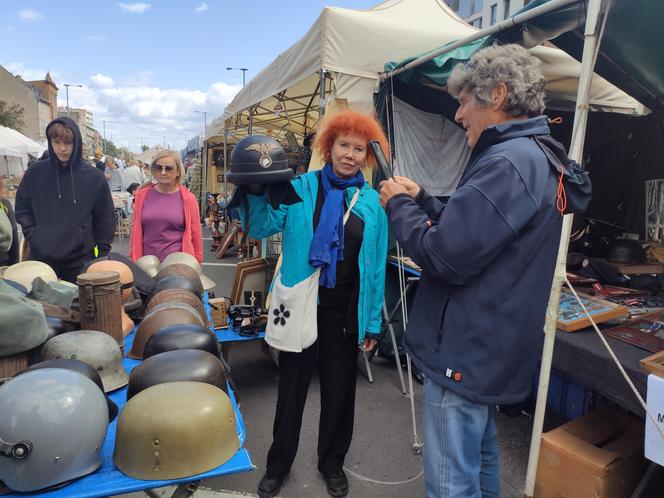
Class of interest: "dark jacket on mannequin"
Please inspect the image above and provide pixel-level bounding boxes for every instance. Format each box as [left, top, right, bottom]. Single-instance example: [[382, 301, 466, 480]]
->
[[15, 117, 116, 270]]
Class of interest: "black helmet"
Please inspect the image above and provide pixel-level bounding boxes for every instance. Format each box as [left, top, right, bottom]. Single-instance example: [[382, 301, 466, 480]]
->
[[227, 135, 292, 185], [143, 323, 220, 359], [18, 358, 119, 422], [126, 349, 228, 400], [606, 239, 646, 264], [153, 275, 203, 299]]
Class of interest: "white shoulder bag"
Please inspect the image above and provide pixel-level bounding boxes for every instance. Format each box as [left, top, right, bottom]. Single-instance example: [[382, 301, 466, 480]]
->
[[265, 189, 360, 352]]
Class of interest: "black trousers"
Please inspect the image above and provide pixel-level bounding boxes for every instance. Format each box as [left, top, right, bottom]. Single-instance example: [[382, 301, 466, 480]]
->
[[265, 309, 359, 477]]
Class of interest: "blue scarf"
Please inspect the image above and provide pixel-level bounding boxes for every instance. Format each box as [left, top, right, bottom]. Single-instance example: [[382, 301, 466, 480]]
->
[[308, 164, 365, 288]]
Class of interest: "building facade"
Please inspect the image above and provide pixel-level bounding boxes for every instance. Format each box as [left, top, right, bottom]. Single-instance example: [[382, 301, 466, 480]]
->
[[0, 65, 42, 142], [445, 0, 528, 29], [57, 107, 99, 159]]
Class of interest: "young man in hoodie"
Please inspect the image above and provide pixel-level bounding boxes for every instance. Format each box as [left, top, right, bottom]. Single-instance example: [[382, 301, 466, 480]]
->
[[15, 117, 116, 282], [379, 44, 591, 498]]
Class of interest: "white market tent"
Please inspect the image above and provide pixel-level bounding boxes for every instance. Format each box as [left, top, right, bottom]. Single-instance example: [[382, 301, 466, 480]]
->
[[134, 145, 164, 165], [207, 0, 643, 145], [0, 125, 47, 179]]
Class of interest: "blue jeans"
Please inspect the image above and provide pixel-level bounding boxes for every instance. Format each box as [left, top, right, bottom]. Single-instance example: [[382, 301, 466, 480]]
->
[[422, 378, 500, 498]]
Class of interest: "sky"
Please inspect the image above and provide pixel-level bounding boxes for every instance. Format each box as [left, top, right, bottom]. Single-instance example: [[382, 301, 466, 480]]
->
[[0, 0, 378, 152]]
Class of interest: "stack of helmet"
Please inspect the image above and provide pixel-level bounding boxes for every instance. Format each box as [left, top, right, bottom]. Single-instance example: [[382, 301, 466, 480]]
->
[[0, 368, 109, 492], [161, 252, 216, 291]]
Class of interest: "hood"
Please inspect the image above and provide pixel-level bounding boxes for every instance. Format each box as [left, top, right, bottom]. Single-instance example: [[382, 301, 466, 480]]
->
[[46, 116, 84, 169]]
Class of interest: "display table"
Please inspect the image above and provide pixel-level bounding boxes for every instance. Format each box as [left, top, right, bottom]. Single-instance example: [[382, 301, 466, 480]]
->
[[3, 327, 254, 498]]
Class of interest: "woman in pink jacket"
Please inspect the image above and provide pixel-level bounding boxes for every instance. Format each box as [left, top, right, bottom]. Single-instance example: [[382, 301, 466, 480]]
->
[[129, 150, 203, 263]]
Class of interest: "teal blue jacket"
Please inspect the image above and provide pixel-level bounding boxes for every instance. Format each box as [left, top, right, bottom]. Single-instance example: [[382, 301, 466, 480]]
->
[[241, 171, 388, 343]]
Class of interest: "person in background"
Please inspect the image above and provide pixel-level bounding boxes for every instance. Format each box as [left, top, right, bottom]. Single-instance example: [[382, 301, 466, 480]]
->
[[379, 44, 592, 498], [94, 149, 105, 173], [125, 182, 140, 216], [245, 110, 389, 498], [140, 161, 153, 183], [129, 150, 203, 263], [186, 158, 203, 205], [123, 159, 147, 186], [104, 156, 125, 192], [0, 179, 19, 266], [15, 117, 116, 282]]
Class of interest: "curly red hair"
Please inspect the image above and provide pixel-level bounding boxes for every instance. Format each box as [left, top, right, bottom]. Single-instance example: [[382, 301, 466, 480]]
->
[[313, 109, 389, 168]]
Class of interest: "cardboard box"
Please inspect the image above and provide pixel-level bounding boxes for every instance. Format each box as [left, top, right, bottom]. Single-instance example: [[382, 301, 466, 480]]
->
[[535, 407, 646, 498], [209, 297, 228, 329]]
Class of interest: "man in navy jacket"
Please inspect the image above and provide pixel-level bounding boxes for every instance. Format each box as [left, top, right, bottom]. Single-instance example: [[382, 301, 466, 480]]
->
[[380, 44, 591, 497]]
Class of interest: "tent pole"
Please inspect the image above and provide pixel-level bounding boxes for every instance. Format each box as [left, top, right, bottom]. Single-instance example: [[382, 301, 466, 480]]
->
[[223, 128, 228, 209], [382, 0, 578, 81], [523, 0, 603, 496], [319, 69, 326, 118]]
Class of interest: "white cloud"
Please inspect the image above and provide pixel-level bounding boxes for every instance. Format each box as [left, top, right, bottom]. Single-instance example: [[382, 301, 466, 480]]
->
[[117, 3, 151, 14], [86, 35, 105, 41], [194, 3, 208, 14], [18, 9, 44, 22], [91, 73, 115, 88], [3, 62, 53, 81]]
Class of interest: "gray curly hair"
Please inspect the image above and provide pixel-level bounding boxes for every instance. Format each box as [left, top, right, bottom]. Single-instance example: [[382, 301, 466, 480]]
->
[[447, 44, 546, 117]]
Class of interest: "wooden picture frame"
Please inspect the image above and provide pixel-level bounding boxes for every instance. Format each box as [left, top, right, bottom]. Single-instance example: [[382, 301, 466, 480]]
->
[[640, 350, 664, 378], [557, 288, 628, 332], [231, 258, 267, 307], [216, 221, 240, 259]]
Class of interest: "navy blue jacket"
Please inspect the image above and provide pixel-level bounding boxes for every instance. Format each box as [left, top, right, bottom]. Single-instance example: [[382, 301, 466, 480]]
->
[[386, 116, 590, 405]]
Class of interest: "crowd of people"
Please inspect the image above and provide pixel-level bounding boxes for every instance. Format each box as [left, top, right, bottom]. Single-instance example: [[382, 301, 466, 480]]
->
[[0, 43, 592, 498]]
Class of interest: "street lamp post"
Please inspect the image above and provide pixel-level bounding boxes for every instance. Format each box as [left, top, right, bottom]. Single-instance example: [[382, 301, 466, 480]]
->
[[102, 120, 112, 153], [226, 67, 248, 87], [195, 110, 208, 138], [63, 83, 83, 116]]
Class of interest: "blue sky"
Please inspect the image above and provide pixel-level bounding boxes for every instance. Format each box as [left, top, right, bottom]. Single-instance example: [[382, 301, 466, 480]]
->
[[0, 0, 377, 152]]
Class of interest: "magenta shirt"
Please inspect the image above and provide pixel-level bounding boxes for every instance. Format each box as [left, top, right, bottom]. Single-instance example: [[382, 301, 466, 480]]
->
[[141, 188, 185, 261]]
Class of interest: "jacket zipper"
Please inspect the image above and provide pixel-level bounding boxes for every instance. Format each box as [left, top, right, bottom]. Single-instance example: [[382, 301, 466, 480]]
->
[[435, 295, 450, 352]]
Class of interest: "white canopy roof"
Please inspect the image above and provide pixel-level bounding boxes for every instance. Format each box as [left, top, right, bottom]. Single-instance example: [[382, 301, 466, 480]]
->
[[0, 126, 46, 157], [210, 0, 642, 143], [0, 145, 22, 157], [134, 145, 164, 164]]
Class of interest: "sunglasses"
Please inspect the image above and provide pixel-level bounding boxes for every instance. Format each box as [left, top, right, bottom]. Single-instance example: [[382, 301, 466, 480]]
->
[[152, 164, 176, 173]]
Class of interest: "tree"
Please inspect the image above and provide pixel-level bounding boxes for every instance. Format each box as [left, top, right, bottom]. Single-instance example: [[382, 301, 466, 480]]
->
[[103, 139, 120, 158], [0, 101, 25, 132]]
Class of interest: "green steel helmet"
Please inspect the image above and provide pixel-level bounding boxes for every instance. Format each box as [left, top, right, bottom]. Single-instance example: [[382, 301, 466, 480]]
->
[[114, 381, 239, 480], [0, 368, 108, 492], [0, 292, 49, 358], [228, 135, 292, 185], [135, 255, 160, 278]]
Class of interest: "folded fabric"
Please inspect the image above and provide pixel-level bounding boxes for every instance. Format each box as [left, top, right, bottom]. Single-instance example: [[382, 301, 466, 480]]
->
[[31, 277, 79, 308]]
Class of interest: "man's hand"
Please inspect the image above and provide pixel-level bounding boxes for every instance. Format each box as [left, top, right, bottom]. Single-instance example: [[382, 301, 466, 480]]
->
[[393, 176, 421, 198], [379, 178, 408, 208]]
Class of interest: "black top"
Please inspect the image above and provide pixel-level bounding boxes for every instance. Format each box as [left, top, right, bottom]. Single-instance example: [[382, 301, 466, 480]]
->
[[313, 173, 364, 330]]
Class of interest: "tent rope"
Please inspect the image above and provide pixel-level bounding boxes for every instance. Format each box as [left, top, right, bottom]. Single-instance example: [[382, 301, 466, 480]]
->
[[565, 278, 664, 440]]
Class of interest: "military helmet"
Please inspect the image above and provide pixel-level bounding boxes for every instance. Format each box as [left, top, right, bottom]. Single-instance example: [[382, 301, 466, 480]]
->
[[87, 259, 134, 300], [0, 368, 108, 492], [153, 275, 203, 299], [227, 135, 292, 185], [128, 302, 205, 359], [145, 288, 206, 322], [135, 255, 160, 278], [155, 264, 204, 297], [160, 252, 216, 291], [143, 323, 220, 359], [0, 292, 49, 358], [18, 358, 118, 422], [3, 261, 57, 293], [40, 330, 129, 392], [607, 239, 647, 265], [127, 349, 228, 400], [114, 382, 239, 480]]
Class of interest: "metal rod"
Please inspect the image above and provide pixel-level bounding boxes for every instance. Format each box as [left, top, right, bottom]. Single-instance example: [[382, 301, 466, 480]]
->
[[523, 0, 603, 496], [381, 0, 579, 81], [318, 69, 326, 117]]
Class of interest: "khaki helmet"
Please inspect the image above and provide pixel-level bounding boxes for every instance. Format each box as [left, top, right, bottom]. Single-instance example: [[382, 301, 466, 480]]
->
[[3, 261, 57, 293], [161, 252, 216, 291], [114, 381, 238, 480], [128, 302, 204, 359], [0, 368, 108, 492], [87, 260, 134, 301], [135, 255, 160, 278], [0, 293, 49, 358], [155, 264, 204, 297], [145, 288, 206, 323], [127, 349, 228, 400], [40, 330, 129, 392]]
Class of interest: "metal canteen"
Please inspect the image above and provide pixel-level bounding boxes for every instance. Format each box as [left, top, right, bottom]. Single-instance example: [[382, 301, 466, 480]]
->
[[143, 323, 220, 359], [113, 382, 238, 480], [127, 302, 204, 359], [126, 349, 227, 400]]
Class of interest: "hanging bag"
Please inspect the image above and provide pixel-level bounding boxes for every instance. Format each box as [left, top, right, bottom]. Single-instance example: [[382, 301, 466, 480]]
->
[[265, 189, 360, 352]]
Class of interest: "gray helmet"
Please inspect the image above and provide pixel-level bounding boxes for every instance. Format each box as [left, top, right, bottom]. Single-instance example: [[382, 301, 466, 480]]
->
[[135, 255, 160, 278], [143, 323, 221, 359], [0, 292, 49, 358], [18, 358, 119, 422], [0, 368, 108, 492], [160, 252, 216, 291], [114, 382, 238, 480], [155, 264, 204, 297], [40, 330, 129, 392], [127, 349, 228, 400]]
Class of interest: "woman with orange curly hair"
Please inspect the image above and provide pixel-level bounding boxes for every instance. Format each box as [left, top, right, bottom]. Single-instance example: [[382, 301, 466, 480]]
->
[[244, 109, 388, 498]]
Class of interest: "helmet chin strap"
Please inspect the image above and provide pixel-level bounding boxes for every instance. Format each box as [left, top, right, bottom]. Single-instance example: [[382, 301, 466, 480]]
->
[[0, 437, 33, 459]]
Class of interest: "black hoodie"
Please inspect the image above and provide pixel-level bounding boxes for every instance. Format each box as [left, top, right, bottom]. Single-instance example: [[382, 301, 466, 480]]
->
[[15, 117, 116, 268]]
